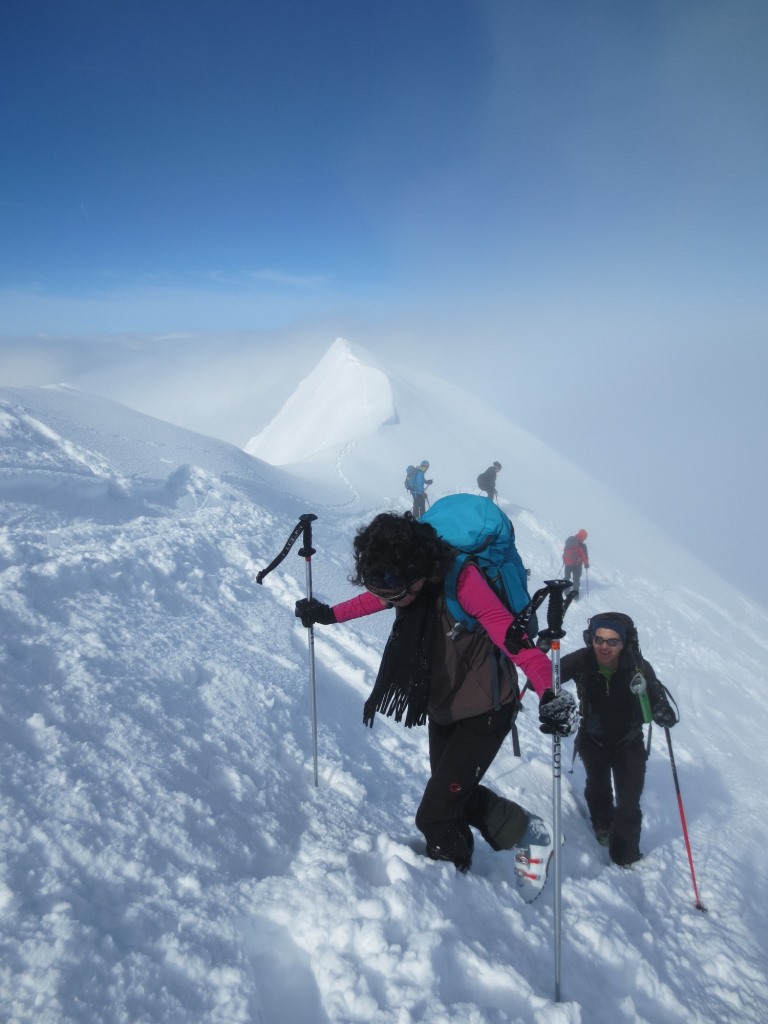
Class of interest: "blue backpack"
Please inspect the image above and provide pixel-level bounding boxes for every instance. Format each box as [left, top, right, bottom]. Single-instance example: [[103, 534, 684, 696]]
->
[[421, 493, 538, 638]]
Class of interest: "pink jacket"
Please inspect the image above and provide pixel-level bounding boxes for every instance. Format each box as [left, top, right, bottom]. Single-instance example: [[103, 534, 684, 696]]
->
[[331, 564, 552, 701]]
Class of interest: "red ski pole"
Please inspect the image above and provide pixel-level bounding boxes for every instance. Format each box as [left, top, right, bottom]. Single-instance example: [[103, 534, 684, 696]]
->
[[664, 726, 706, 911]]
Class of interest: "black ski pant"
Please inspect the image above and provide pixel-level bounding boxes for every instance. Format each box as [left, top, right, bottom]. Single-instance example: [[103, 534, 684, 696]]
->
[[564, 562, 583, 591], [579, 732, 646, 865], [412, 493, 427, 519], [415, 703, 528, 869]]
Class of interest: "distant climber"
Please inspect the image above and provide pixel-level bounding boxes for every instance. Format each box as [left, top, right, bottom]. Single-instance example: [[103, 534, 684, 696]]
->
[[477, 462, 502, 502], [405, 460, 432, 519], [563, 530, 589, 598]]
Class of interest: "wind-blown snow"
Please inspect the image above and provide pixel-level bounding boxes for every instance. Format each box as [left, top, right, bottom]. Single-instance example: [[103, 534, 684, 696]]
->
[[1, 353, 766, 1024]]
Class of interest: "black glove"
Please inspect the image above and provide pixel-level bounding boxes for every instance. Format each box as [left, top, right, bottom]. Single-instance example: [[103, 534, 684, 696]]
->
[[538, 688, 579, 737], [425, 479, 433, 486], [652, 698, 677, 728], [504, 621, 534, 655], [295, 598, 336, 628], [363, 694, 376, 728]]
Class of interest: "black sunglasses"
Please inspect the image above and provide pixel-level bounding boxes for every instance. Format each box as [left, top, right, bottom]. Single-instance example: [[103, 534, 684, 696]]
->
[[593, 636, 622, 648]]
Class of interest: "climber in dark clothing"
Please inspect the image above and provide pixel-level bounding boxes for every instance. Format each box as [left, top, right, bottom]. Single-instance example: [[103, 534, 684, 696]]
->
[[477, 461, 501, 502], [560, 612, 677, 867]]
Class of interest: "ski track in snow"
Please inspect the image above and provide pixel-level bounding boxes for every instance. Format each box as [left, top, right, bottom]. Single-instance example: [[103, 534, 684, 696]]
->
[[1, 386, 767, 1024], [334, 440, 361, 509]]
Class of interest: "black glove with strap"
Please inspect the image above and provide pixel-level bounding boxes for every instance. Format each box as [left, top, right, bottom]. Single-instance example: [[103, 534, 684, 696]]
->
[[652, 696, 678, 728], [538, 688, 579, 737], [295, 598, 336, 628], [504, 620, 534, 655]]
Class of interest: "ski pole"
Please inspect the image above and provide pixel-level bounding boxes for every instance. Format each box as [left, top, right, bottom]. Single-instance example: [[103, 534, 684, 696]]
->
[[664, 726, 706, 911], [257, 513, 321, 787], [298, 515, 320, 788], [539, 578, 570, 1003]]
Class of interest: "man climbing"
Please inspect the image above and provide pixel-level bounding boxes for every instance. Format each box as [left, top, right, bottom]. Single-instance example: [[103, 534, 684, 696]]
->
[[477, 462, 502, 502], [563, 530, 589, 598], [560, 612, 677, 866], [408, 460, 432, 519]]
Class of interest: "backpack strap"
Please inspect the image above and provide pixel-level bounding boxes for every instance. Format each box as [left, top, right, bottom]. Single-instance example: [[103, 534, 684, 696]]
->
[[442, 553, 478, 635], [489, 649, 502, 713], [509, 710, 521, 757]]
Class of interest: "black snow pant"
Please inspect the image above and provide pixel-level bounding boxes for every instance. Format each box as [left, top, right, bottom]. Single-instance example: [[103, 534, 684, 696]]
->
[[412, 493, 427, 519], [578, 732, 647, 866], [564, 562, 583, 591], [415, 703, 529, 871]]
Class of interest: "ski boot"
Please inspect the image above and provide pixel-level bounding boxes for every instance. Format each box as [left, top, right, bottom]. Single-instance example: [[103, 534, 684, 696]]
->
[[514, 814, 554, 903]]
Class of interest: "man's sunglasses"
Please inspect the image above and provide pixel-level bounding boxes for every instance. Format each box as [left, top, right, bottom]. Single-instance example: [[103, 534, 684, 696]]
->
[[593, 636, 622, 648]]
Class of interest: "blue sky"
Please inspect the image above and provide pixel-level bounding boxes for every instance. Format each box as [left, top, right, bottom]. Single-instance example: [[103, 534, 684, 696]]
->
[[3, 0, 765, 333], [1, 0, 767, 605], [3, 0, 488, 327]]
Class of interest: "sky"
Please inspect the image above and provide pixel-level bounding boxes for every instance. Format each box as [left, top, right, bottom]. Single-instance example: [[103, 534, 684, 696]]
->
[[1, 0, 766, 603], [1, 358, 767, 1024]]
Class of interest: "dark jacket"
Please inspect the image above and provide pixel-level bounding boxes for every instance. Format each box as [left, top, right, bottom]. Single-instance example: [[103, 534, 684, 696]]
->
[[477, 466, 498, 494], [560, 647, 663, 747]]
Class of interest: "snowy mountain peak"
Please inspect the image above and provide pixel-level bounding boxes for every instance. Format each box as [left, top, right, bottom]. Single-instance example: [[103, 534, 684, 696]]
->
[[245, 338, 398, 465]]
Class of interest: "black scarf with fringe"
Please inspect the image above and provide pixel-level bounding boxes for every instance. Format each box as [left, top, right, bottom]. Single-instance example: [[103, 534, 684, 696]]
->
[[362, 585, 438, 729]]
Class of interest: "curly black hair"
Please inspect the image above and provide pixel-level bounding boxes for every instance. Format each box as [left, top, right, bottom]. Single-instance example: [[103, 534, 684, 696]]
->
[[350, 511, 455, 590]]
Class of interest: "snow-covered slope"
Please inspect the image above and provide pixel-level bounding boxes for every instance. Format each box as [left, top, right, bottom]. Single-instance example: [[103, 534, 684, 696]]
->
[[1, 376, 766, 1024], [247, 339, 755, 621]]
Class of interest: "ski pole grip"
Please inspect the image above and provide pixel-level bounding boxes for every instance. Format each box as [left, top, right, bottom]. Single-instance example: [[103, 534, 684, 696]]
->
[[298, 513, 317, 559], [256, 513, 317, 584], [539, 579, 570, 640]]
